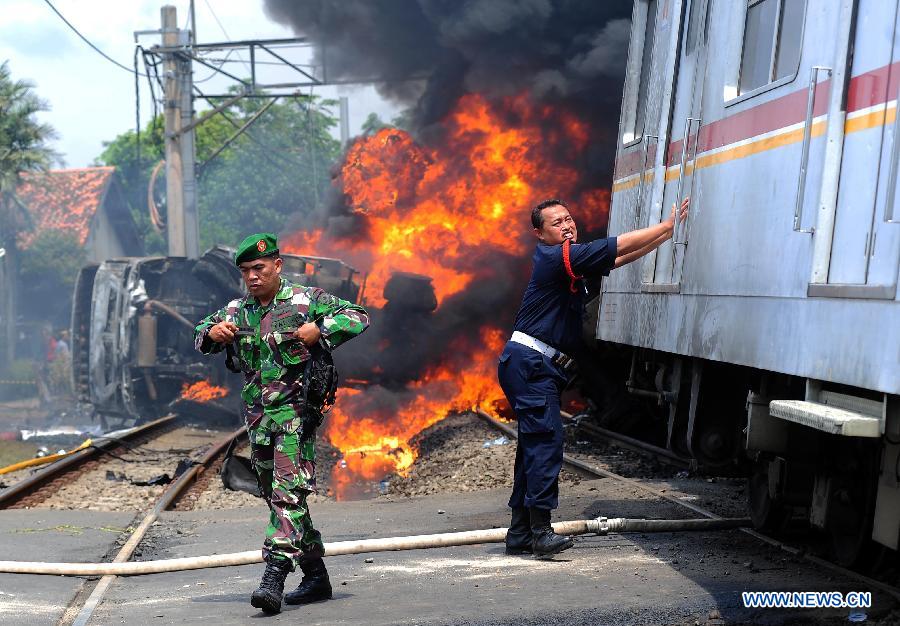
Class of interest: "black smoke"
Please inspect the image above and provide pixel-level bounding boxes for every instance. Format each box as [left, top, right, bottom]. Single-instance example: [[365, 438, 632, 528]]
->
[[263, 1, 631, 154], [265, 0, 633, 391]]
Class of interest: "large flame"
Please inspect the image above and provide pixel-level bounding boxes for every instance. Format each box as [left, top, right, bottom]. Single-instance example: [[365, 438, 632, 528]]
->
[[181, 380, 228, 402], [284, 94, 608, 498]]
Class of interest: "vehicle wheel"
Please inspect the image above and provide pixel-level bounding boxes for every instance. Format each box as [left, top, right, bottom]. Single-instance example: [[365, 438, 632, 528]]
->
[[748, 457, 788, 531], [826, 453, 878, 568], [694, 422, 736, 469]]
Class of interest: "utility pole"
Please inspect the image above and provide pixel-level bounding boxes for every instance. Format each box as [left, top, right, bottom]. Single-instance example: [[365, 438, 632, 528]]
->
[[0, 196, 16, 366], [339, 96, 350, 147], [161, 5, 199, 258]]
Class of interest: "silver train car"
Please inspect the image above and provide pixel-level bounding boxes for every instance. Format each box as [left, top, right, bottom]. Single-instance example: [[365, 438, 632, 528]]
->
[[598, 0, 900, 564]]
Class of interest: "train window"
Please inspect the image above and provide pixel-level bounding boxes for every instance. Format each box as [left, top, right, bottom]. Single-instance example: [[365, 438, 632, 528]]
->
[[622, 0, 658, 143], [739, 0, 806, 94], [774, 0, 804, 79]]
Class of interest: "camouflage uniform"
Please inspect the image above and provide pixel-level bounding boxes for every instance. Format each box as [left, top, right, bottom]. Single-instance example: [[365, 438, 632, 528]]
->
[[194, 277, 368, 569]]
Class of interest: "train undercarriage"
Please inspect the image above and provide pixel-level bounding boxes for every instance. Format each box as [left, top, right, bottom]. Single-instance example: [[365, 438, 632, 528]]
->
[[580, 341, 898, 568]]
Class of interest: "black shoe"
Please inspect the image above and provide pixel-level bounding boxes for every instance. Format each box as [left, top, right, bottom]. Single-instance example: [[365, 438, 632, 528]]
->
[[505, 506, 533, 555], [250, 558, 292, 614], [529, 507, 574, 558], [284, 557, 333, 605]]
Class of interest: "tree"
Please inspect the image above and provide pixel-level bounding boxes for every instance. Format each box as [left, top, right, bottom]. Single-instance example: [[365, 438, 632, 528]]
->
[[0, 62, 56, 365], [97, 93, 342, 253]]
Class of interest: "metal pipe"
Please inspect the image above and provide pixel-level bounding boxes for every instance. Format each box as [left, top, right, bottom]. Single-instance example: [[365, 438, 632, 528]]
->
[[0, 516, 748, 577], [673, 117, 700, 245], [794, 65, 831, 233], [144, 300, 195, 331]]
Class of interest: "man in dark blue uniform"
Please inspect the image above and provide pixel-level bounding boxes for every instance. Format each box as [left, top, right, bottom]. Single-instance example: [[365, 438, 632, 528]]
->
[[499, 196, 689, 557]]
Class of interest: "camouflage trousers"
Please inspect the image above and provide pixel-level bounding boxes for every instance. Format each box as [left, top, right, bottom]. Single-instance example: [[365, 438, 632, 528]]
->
[[249, 412, 324, 570]]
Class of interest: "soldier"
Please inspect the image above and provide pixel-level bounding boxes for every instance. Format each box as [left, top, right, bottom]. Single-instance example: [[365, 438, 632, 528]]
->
[[194, 233, 369, 614], [499, 197, 688, 558]]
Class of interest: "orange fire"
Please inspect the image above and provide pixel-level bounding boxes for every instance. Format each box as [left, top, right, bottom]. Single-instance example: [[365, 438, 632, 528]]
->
[[283, 94, 607, 498], [327, 327, 508, 496], [181, 380, 228, 402], [283, 93, 607, 307]]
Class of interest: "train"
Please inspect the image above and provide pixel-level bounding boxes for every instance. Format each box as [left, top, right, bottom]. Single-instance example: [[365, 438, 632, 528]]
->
[[594, 0, 900, 566]]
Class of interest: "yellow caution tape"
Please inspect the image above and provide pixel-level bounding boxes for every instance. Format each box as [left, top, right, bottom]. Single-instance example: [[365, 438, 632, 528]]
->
[[0, 439, 93, 475]]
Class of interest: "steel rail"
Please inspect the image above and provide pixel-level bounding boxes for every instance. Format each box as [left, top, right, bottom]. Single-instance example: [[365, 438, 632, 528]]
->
[[70, 425, 247, 626], [475, 409, 900, 603], [0, 414, 178, 508], [559, 410, 693, 469]]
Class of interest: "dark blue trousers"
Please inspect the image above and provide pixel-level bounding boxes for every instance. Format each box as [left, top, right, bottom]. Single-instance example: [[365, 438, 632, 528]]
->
[[497, 341, 567, 510]]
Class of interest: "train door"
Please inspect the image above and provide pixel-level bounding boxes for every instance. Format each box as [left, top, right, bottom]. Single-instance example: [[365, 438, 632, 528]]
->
[[823, 0, 900, 297], [647, 0, 710, 289]]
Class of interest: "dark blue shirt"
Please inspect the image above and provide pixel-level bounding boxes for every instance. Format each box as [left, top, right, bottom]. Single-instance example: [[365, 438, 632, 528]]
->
[[512, 237, 617, 356]]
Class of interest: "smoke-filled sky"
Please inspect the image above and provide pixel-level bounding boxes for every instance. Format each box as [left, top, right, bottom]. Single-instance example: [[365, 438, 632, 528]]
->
[[264, 1, 632, 122], [263, 0, 633, 179]]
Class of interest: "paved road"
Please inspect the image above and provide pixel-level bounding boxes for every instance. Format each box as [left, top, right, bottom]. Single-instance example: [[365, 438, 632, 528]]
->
[[0, 480, 893, 624]]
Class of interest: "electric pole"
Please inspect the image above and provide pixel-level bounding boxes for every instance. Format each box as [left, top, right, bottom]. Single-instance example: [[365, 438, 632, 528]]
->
[[161, 5, 199, 258]]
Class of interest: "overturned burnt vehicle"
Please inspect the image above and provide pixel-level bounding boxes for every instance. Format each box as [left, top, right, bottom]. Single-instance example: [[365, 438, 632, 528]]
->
[[70, 247, 363, 424]]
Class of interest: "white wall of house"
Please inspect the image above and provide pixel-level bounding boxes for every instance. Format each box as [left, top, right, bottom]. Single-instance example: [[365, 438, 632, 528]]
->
[[85, 205, 127, 263]]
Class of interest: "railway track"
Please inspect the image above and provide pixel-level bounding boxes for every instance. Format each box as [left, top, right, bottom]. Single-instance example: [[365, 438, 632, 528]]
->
[[0, 415, 179, 509], [475, 408, 900, 605], [0, 416, 246, 625], [66, 425, 246, 626]]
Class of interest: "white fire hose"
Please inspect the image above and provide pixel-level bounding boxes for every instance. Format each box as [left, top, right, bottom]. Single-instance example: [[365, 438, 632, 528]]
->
[[0, 516, 747, 576]]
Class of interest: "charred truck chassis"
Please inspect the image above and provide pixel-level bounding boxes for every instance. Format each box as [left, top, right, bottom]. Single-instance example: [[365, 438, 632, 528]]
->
[[71, 246, 363, 424]]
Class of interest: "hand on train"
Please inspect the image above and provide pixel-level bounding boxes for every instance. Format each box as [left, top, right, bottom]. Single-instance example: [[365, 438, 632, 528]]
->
[[209, 321, 239, 343], [294, 322, 321, 346], [666, 196, 690, 232]]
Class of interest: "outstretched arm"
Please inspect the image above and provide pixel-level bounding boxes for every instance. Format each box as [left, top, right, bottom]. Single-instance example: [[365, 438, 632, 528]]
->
[[613, 197, 689, 268]]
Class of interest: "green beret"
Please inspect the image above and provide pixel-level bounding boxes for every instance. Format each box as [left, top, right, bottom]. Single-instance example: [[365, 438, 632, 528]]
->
[[235, 233, 278, 265]]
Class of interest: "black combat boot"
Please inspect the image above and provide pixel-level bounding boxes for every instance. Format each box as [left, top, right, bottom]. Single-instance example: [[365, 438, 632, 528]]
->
[[250, 557, 292, 614], [505, 506, 533, 555], [284, 557, 333, 605], [530, 507, 574, 558]]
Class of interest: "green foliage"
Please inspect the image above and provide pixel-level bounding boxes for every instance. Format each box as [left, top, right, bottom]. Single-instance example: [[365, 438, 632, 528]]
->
[[97, 93, 342, 252], [361, 112, 388, 136], [19, 230, 85, 290], [0, 61, 57, 194]]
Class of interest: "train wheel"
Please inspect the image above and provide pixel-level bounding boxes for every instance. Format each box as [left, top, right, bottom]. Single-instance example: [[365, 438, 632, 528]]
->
[[826, 451, 877, 569], [747, 457, 788, 531], [694, 423, 736, 469]]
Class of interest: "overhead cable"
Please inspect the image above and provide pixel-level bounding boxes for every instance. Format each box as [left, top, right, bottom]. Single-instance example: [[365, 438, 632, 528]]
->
[[42, 0, 147, 77]]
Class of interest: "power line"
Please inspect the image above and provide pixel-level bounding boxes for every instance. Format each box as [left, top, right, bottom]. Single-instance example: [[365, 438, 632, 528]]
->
[[202, 0, 252, 75], [42, 0, 147, 77]]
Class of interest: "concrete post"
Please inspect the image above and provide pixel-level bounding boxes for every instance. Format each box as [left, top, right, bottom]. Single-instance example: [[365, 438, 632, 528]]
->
[[162, 5, 200, 258], [339, 96, 350, 147]]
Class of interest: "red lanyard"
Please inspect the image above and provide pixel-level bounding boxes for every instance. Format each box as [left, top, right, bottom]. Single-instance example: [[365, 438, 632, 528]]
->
[[562, 239, 581, 294]]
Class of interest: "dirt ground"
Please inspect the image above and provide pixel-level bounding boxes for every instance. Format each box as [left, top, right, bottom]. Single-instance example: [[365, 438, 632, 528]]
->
[[381, 412, 744, 518]]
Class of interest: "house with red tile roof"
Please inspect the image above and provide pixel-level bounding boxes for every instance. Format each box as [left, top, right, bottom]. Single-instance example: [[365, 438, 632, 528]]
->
[[15, 166, 143, 262]]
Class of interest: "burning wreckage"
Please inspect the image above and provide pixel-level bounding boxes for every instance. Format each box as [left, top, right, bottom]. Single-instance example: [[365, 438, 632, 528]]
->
[[70, 246, 437, 425]]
